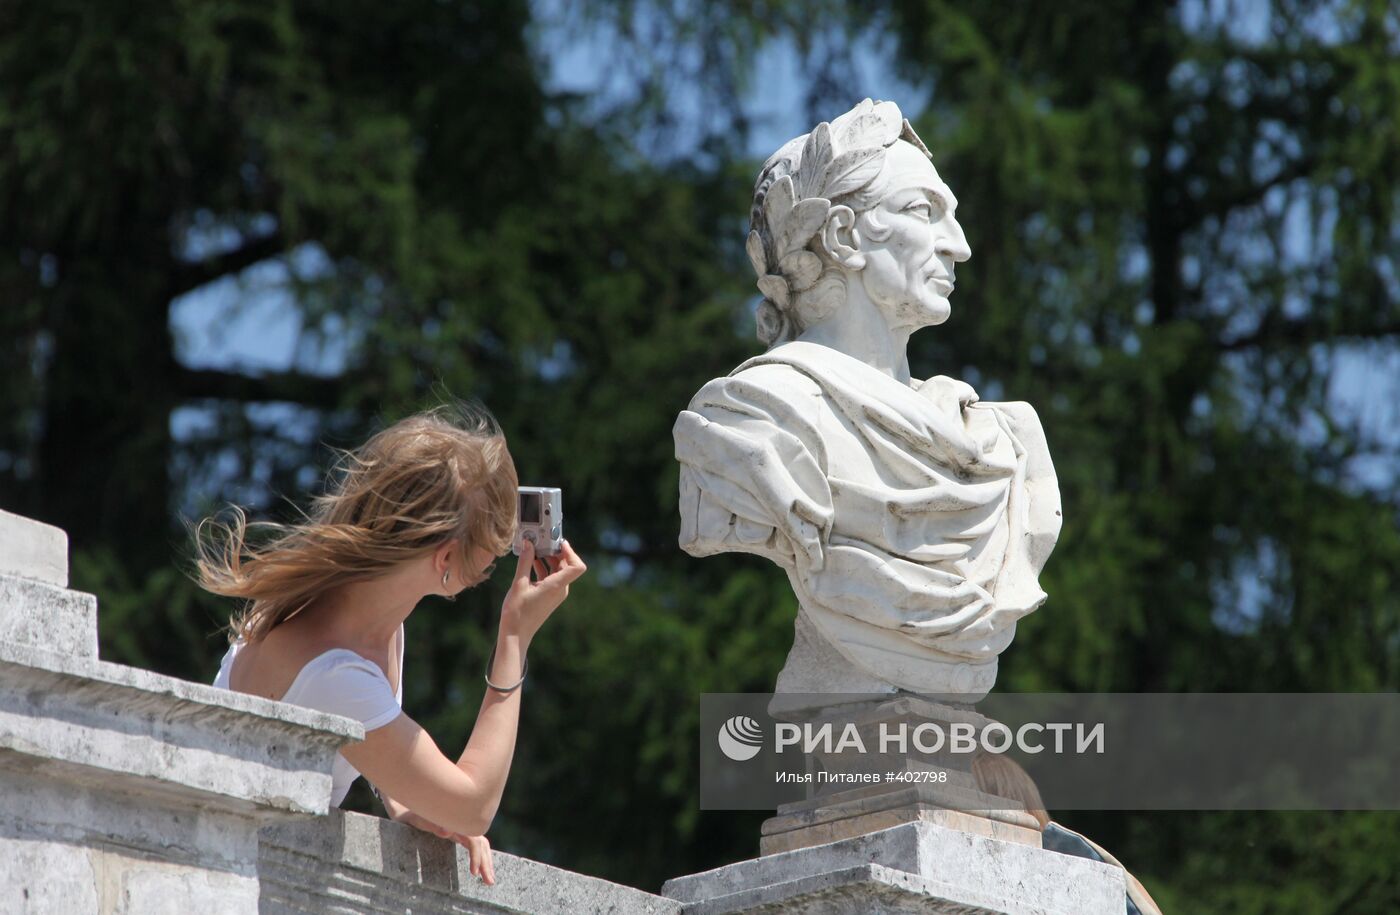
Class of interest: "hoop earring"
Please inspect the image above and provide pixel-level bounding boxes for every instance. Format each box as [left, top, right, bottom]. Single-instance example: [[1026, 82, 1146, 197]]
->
[[442, 567, 456, 603]]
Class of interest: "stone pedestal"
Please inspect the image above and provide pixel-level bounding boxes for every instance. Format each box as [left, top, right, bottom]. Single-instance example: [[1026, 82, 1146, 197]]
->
[[771, 610, 901, 704], [664, 821, 1125, 915], [761, 692, 1043, 856], [761, 784, 1043, 856]]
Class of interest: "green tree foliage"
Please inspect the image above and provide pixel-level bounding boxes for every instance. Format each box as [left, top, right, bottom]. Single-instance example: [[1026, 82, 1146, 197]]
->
[[2, 0, 1398, 906]]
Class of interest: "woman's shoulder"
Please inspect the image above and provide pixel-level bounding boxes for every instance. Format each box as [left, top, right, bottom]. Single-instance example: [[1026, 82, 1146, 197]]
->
[[288, 648, 394, 692], [282, 648, 402, 731], [223, 627, 390, 695]]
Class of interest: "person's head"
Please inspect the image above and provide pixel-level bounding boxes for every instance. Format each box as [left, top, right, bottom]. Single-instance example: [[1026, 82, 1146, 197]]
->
[[747, 98, 971, 347], [972, 751, 1051, 830], [194, 401, 518, 643]]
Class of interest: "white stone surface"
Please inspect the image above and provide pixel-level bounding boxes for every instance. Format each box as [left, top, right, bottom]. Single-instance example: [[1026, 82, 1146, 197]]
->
[[767, 608, 897, 709], [0, 508, 68, 587], [2, 836, 101, 914], [0, 765, 262, 914], [674, 99, 1061, 701], [662, 822, 1124, 915], [259, 809, 683, 915], [0, 573, 98, 658], [0, 640, 361, 815]]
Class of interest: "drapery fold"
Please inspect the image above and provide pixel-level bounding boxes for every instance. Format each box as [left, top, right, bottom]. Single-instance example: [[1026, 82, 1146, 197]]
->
[[675, 341, 1060, 695]]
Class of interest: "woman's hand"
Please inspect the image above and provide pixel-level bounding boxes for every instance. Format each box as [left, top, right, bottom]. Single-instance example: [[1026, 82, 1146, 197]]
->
[[395, 812, 496, 885], [499, 539, 586, 644], [456, 833, 495, 885]]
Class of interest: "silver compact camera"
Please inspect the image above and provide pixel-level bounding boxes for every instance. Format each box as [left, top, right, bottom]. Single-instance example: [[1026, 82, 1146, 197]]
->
[[513, 486, 563, 557]]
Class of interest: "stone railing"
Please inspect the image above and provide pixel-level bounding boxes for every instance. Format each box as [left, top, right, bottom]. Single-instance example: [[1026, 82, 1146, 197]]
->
[[259, 810, 678, 914], [0, 508, 677, 915]]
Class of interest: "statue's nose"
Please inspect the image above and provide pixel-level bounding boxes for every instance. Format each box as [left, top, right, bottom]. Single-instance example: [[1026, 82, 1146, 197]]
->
[[937, 217, 972, 263]]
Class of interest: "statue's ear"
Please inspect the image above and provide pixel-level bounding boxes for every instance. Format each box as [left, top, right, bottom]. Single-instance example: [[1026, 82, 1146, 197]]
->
[[819, 205, 865, 270]]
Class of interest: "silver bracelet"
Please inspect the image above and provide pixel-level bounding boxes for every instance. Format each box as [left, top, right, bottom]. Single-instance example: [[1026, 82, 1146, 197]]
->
[[484, 644, 527, 693]]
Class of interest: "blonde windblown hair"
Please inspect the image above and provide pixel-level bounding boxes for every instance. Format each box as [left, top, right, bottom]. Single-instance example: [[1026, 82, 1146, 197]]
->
[[972, 751, 1051, 830], [194, 403, 519, 644]]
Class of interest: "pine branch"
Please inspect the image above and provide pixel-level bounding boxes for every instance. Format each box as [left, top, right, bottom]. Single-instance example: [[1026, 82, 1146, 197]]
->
[[165, 231, 287, 299], [1179, 155, 1319, 232], [174, 366, 343, 407], [1219, 317, 1400, 352]]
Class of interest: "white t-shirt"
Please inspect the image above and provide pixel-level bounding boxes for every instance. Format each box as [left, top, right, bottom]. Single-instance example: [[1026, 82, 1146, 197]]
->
[[213, 626, 404, 807]]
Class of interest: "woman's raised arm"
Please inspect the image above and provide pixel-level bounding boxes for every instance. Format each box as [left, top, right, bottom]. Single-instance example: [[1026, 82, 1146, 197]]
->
[[342, 539, 586, 837]]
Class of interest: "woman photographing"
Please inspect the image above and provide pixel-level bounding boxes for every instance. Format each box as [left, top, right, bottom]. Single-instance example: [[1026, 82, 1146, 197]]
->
[[196, 404, 585, 885]]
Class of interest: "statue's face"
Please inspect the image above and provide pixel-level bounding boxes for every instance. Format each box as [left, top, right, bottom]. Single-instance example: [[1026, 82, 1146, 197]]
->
[[854, 141, 971, 330]]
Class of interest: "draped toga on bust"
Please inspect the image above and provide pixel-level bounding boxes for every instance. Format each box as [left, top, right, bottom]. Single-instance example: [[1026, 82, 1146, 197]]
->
[[673, 341, 1061, 697]]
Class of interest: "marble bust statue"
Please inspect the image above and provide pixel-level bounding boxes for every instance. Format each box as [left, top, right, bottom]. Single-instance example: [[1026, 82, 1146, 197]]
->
[[673, 99, 1061, 702]]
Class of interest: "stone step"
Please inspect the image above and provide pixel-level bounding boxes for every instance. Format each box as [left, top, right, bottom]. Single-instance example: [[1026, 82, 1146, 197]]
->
[[0, 573, 97, 658], [0, 508, 68, 587]]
